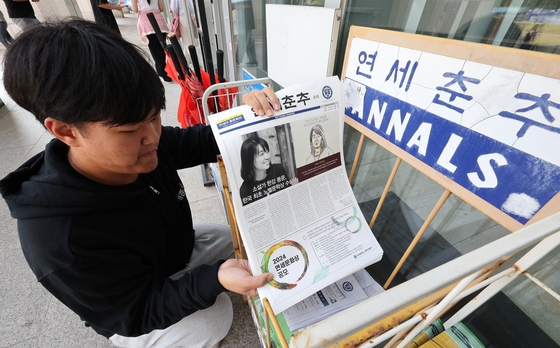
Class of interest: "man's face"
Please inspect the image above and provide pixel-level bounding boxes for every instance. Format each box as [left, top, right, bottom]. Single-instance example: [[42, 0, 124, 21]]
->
[[70, 112, 162, 185]]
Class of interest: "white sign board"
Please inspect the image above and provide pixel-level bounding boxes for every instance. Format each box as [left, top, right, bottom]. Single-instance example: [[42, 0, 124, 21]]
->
[[266, 5, 341, 88]]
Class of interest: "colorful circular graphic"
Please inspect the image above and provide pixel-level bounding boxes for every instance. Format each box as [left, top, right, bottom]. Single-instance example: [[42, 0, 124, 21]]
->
[[261, 240, 309, 290], [331, 207, 362, 233]]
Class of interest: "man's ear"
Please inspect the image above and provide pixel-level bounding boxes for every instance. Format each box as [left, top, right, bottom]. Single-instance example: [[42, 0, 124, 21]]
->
[[44, 117, 82, 147]]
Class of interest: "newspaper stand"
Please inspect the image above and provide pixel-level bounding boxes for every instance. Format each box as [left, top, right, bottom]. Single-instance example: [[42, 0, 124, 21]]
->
[[200, 78, 271, 260], [201, 78, 290, 348], [201, 41, 560, 347]]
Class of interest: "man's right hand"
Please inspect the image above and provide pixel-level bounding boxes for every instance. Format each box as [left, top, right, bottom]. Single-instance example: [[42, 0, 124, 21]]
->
[[217, 259, 273, 297], [242, 87, 280, 117]]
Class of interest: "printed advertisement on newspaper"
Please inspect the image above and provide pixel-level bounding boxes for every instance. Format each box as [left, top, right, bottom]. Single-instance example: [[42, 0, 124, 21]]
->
[[208, 76, 384, 313]]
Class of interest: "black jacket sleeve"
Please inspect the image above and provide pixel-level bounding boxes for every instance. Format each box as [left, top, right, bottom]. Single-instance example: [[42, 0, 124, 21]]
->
[[159, 125, 221, 170]]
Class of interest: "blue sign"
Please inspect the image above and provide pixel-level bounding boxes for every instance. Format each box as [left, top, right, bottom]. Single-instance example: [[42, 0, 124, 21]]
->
[[217, 113, 245, 130], [242, 69, 266, 93], [346, 78, 560, 225]]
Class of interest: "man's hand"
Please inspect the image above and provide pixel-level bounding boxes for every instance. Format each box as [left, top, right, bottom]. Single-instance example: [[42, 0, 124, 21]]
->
[[217, 259, 273, 297], [242, 87, 280, 117]]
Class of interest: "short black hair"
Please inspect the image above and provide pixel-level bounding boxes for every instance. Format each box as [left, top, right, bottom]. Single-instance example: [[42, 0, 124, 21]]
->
[[3, 18, 166, 128], [240, 137, 269, 182]]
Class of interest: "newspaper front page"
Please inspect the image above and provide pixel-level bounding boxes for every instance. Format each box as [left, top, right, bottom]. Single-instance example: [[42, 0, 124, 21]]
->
[[208, 76, 383, 313]]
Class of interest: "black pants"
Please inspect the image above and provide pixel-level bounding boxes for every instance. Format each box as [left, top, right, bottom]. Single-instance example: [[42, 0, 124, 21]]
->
[[147, 34, 168, 77], [0, 20, 11, 49], [235, 30, 257, 64]]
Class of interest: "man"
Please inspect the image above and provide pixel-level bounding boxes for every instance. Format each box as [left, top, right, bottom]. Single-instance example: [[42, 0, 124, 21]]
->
[[2, 0, 39, 31], [232, 0, 257, 66], [0, 19, 279, 348], [90, 0, 125, 34]]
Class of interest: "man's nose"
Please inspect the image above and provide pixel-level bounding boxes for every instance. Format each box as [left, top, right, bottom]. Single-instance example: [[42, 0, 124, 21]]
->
[[141, 122, 160, 145]]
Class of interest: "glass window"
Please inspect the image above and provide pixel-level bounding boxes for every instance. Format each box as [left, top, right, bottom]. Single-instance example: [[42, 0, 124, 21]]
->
[[336, 0, 560, 75], [232, 0, 339, 84], [343, 125, 510, 287], [460, 244, 560, 346], [502, 245, 560, 344]]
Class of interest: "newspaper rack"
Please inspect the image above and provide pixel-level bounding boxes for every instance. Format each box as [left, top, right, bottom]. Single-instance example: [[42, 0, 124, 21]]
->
[[202, 78, 290, 348], [201, 66, 560, 347]]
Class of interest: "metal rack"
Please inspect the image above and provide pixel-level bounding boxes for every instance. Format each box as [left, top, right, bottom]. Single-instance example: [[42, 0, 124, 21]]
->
[[201, 77, 272, 258]]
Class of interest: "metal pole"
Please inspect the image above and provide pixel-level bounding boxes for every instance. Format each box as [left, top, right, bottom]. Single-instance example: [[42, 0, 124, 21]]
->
[[348, 133, 364, 184], [369, 158, 402, 229], [263, 298, 289, 348], [444, 230, 560, 328], [523, 271, 560, 302], [384, 189, 452, 289], [197, 0, 219, 112], [397, 271, 483, 348]]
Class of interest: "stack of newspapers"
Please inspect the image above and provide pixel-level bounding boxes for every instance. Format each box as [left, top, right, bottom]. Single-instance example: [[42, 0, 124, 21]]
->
[[282, 269, 384, 332]]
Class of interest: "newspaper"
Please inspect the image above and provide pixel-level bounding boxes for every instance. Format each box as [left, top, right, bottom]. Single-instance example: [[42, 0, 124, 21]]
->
[[208, 76, 384, 313], [283, 269, 385, 332]]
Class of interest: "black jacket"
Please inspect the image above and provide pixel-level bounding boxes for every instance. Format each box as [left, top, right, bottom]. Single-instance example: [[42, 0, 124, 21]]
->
[[0, 125, 224, 338]]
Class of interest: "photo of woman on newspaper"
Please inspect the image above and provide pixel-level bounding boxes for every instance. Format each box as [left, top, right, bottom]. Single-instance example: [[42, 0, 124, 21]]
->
[[239, 136, 291, 206], [306, 124, 334, 163]]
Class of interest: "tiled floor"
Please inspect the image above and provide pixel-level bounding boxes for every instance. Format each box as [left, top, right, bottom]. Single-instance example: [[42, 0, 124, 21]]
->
[[0, 14, 261, 348]]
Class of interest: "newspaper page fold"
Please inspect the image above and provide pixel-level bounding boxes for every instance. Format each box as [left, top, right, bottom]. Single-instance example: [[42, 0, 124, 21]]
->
[[208, 76, 383, 313]]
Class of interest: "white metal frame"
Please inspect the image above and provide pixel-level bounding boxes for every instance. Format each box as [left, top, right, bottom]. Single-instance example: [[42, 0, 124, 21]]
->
[[201, 77, 272, 117], [289, 212, 560, 348]]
